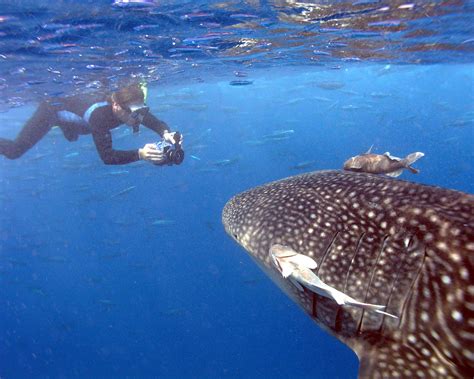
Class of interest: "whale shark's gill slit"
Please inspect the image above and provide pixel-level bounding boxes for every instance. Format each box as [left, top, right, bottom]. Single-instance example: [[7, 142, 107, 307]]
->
[[397, 246, 427, 329], [339, 232, 366, 334], [316, 231, 339, 276], [334, 304, 344, 333], [379, 235, 413, 332], [356, 234, 389, 334], [311, 293, 318, 319], [343, 232, 366, 294]]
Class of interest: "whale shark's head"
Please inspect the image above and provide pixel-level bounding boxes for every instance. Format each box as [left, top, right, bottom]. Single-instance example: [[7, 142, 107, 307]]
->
[[223, 170, 474, 378]]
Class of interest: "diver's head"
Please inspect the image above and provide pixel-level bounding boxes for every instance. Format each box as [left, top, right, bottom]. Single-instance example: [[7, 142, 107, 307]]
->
[[111, 83, 149, 128]]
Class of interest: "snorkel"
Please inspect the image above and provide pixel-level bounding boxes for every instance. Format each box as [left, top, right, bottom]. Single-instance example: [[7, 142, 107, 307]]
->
[[128, 82, 149, 132], [140, 81, 148, 103]]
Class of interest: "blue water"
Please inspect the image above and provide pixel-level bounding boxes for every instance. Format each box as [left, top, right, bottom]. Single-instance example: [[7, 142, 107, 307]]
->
[[0, 1, 473, 378]]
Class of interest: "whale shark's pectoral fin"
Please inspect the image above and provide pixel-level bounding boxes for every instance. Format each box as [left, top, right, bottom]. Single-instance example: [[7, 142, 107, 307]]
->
[[270, 244, 397, 318]]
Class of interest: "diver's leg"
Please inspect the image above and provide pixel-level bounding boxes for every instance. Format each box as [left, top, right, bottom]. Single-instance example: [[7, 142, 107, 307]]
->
[[0, 102, 56, 159]]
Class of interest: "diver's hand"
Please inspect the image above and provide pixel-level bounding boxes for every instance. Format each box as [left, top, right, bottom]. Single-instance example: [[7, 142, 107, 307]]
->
[[138, 143, 165, 164], [163, 130, 183, 145]]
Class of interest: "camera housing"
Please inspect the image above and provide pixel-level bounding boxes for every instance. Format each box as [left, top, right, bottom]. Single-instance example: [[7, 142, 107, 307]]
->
[[154, 132, 184, 165]]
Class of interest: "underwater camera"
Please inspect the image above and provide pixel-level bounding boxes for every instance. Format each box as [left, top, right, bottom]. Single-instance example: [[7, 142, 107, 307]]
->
[[154, 132, 184, 166]]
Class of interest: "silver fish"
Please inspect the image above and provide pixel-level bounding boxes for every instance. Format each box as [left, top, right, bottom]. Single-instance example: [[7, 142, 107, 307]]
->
[[222, 170, 473, 378], [344, 151, 424, 177]]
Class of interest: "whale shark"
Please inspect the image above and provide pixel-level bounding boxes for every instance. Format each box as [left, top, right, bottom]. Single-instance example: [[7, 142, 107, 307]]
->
[[222, 170, 473, 378]]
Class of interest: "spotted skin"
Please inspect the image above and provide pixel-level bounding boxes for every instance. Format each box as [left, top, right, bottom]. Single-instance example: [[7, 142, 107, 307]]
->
[[222, 170, 474, 378]]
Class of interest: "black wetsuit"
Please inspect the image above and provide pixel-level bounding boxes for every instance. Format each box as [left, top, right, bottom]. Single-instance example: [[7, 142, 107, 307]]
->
[[0, 93, 168, 165]]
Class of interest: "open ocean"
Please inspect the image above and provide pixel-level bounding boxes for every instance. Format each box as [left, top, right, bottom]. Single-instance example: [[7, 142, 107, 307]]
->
[[0, 1, 473, 377]]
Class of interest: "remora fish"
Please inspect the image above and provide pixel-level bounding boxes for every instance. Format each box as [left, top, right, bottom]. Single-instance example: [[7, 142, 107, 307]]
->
[[222, 170, 474, 378], [270, 244, 397, 318], [344, 151, 424, 177]]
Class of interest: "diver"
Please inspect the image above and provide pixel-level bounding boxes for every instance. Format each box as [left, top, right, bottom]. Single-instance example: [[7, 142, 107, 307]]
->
[[0, 82, 183, 165]]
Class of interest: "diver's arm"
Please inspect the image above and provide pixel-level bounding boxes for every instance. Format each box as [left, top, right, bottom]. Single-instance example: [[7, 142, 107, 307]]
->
[[89, 106, 143, 165], [92, 129, 140, 165], [142, 113, 182, 145], [141, 113, 169, 137]]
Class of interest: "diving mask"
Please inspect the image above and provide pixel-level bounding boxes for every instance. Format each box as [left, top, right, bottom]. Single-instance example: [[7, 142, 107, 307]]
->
[[128, 103, 150, 123]]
